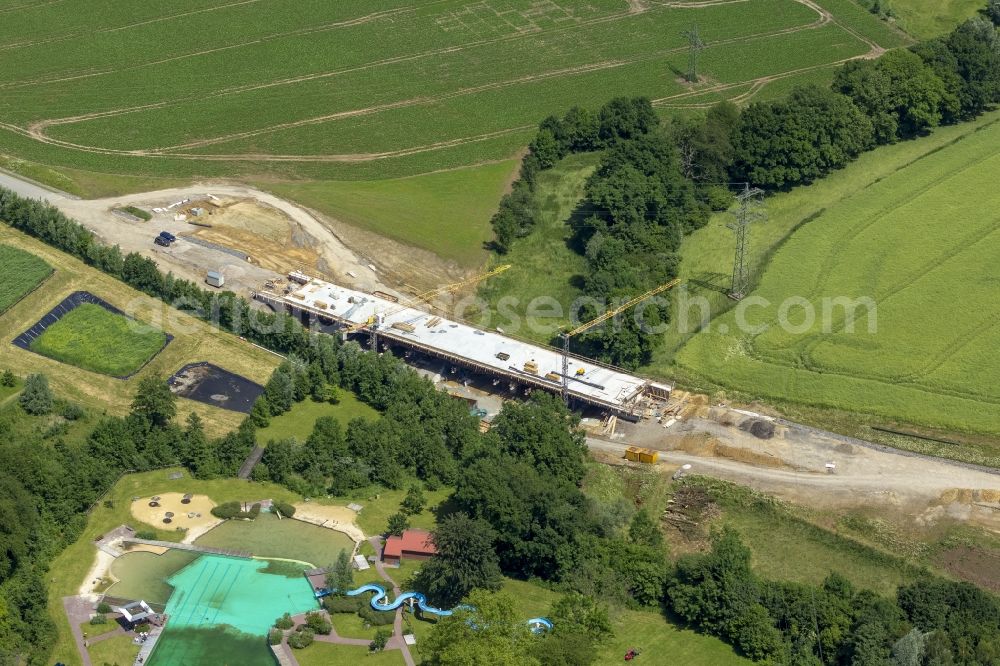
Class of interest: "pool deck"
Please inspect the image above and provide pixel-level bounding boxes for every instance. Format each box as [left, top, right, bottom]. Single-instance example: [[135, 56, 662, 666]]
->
[[133, 623, 164, 665]]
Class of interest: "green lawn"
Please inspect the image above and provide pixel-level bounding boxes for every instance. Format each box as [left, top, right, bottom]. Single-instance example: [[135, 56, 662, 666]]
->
[[478, 153, 596, 343], [329, 611, 376, 640], [327, 483, 451, 537], [79, 619, 119, 641], [294, 642, 406, 666], [256, 392, 379, 445], [194, 512, 355, 567], [596, 606, 752, 665], [87, 634, 140, 666], [270, 161, 517, 267], [674, 114, 1000, 438], [0, 244, 51, 314], [29, 303, 167, 377]]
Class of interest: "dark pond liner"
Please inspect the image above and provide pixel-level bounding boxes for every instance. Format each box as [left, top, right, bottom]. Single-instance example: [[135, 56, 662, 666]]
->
[[167, 361, 264, 414], [11, 291, 172, 379]]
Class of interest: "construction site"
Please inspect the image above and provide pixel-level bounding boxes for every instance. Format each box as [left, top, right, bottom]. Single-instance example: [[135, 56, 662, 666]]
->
[[255, 271, 673, 418]]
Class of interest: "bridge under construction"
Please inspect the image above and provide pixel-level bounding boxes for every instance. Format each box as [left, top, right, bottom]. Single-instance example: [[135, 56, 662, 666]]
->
[[255, 274, 671, 417]]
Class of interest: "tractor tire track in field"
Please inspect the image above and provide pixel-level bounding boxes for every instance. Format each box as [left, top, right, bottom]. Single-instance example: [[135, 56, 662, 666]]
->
[[0, 0, 268, 52], [21, 0, 834, 159], [740, 146, 1000, 396], [0, 3, 428, 88]]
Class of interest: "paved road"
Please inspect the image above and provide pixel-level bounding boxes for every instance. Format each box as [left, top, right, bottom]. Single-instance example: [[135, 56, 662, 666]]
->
[[0, 168, 67, 201]]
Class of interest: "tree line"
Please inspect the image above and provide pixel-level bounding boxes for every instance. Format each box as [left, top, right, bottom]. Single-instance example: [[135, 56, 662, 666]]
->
[[490, 14, 1000, 369]]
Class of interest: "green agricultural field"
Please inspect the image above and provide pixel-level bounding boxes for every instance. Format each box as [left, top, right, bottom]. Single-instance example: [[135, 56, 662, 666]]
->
[[0, 244, 51, 314], [0, 0, 904, 194], [675, 116, 1000, 437], [29, 303, 167, 376]]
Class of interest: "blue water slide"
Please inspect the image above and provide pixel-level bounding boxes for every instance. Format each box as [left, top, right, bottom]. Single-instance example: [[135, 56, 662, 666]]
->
[[315, 584, 550, 630], [345, 584, 454, 616]]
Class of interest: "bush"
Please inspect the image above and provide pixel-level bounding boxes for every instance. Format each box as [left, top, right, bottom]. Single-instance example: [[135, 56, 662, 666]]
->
[[305, 611, 332, 635], [274, 613, 295, 630], [211, 501, 242, 519], [268, 628, 283, 645], [134, 529, 156, 540], [386, 512, 409, 536], [89, 614, 108, 625], [370, 628, 391, 653], [358, 605, 395, 626], [272, 501, 296, 518], [96, 602, 112, 614], [0, 370, 15, 387], [19, 373, 53, 415], [61, 402, 85, 421], [248, 502, 262, 519], [324, 596, 363, 614], [287, 628, 314, 649], [134, 622, 151, 634]]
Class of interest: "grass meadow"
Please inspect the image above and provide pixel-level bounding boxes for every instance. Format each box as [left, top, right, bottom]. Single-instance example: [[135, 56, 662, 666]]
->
[[30, 303, 167, 377], [268, 160, 518, 267], [0, 0, 904, 194], [0, 244, 51, 314], [870, 0, 986, 39], [674, 115, 1000, 437]]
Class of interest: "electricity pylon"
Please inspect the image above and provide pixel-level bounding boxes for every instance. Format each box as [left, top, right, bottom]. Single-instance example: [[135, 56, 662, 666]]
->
[[728, 184, 765, 300], [682, 24, 705, 83]]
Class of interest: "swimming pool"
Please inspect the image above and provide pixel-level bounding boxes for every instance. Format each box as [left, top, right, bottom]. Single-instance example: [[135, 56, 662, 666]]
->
[[148, 554, 318, 665]]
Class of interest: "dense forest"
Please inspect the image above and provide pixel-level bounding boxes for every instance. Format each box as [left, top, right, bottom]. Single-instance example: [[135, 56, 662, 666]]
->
[[490, 13, 1000, 369]]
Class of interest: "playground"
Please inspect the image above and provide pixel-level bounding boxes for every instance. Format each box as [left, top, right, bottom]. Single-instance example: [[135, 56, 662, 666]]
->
[[130, 493, 220, 539]]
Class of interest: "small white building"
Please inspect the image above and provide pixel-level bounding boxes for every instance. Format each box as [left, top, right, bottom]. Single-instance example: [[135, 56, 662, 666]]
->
[[206, 271, 225, 288]]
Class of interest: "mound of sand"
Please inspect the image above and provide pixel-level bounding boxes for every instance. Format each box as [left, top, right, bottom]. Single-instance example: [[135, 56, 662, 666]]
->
[[292, 503, 365, 542], [130, 492, 221, 541]]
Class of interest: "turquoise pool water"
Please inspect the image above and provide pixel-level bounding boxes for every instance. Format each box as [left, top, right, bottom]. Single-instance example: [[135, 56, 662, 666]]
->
[[148, 554, 318, 665]]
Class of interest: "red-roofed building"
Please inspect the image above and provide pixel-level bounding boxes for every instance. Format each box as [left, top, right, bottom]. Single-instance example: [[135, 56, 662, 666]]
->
[[382, 528, 436, 565]]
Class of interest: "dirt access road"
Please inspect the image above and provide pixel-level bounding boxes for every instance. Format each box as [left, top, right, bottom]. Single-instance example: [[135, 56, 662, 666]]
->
[[0, 169, 390, 297], [590, 409, 1000, 533]]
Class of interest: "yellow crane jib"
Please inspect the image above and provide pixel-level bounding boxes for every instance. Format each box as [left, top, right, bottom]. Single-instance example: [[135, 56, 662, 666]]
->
[[558, 277, 682, 403]]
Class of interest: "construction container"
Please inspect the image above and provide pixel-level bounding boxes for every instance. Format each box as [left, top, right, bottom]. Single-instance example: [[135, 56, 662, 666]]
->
[[205, 271, 225, 288], [392, 321, 416, 333], [523, 360, 539, 374], [625, 446, 659, 464], [288, 270, 310, 285], [496, 352, 510, 361], [544, 371, 560, 382]]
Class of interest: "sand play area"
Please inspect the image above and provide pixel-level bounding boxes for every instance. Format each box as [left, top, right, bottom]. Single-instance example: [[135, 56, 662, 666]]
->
[[292, 503, 365, 543], [130, 492, 221, 540]]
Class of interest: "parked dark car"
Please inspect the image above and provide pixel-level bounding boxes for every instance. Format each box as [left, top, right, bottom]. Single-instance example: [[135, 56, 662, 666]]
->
[[153, 236, 170, 247], [158, 231, 176, 242]]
